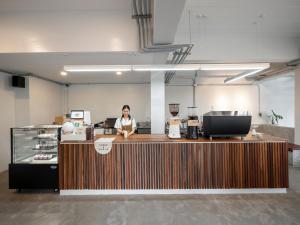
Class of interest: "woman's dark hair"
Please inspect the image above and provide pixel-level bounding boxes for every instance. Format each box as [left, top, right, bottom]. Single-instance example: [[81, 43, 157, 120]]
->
[[121, 105, 131, 119]]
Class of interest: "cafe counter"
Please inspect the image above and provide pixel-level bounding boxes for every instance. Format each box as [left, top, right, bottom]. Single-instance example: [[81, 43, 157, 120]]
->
[[59, 134, 288, 195]]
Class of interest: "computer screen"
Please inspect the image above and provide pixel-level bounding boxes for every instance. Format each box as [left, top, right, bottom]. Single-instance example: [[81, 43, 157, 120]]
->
[[70, 110, 84, 119]]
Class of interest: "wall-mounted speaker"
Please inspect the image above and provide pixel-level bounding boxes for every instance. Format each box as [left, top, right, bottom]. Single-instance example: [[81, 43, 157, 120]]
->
[[12, 76, 25, 88]]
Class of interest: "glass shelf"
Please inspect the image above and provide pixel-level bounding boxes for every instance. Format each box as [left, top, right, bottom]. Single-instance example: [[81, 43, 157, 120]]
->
[[11, 125, 61, 164]]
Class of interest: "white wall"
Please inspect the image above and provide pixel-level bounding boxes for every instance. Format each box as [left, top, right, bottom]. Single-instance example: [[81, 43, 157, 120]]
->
[[29, 77, 64, 125], [67, 83, 268, 125], [196, 85, 263, 124], [68, 83, 290, 127], [259, 75, 295, 127], [165, 84, 263, 124], [165, 86, 193, 119], [0, 73, 64, 172], [166, 78, 295, 127], [68, 84, 194, 124], [295, 69, 300, 144], [67, 84, 151, 123], [0, 74, 16, 172]]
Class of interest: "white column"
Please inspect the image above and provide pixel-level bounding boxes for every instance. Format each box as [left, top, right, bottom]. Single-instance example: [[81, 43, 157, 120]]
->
[[151, 72, 165, 134], [295, 68, 300, 144]]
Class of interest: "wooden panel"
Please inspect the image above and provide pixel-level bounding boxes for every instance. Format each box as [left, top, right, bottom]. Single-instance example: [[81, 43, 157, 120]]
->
[[59, 142, 288, 190]]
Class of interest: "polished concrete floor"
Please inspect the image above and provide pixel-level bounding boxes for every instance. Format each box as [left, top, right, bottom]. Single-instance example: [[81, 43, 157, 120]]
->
[[1, 168, 300, 225]]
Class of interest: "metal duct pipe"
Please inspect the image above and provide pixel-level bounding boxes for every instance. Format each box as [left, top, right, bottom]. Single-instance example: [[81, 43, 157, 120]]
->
[[165, 45, 193, 83], [249, 58, 300, 81], [255, 67, 295, 82], [143, 44, 193, 52], [131, 0, 193, 83], [245, 58, 300, 82], [132, 0, 152, 49], [287, 58, 300, 67]]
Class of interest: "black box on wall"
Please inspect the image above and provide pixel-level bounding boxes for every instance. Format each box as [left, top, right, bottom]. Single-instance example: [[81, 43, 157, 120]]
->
[[12, 76, 25, 88]]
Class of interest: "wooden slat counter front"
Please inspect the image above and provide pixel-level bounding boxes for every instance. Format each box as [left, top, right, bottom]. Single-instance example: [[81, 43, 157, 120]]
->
[[59, 134, 288, 193]]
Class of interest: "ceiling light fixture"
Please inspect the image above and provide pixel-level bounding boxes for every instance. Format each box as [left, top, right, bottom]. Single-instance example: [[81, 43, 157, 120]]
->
[[64, 64, 201, 72], [63, 63, 270, 77], [116, 71, 122, 76], [60, 71, 67, 76], [64, 65, 132, 72], [224, 68, 266, 84], [132, 64, 201, 71], [201, 63, 270, 71]]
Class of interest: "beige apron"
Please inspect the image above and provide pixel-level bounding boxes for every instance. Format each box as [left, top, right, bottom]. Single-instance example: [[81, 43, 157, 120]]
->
[[122, 124, 133, 133]]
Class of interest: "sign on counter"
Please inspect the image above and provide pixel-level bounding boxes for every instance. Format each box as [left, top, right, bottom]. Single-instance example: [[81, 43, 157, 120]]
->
[[94, 137, 115, 155]]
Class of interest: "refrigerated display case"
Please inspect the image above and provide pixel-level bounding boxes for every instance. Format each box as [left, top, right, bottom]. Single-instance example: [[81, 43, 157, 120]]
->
[[9, 125, 61, 191]]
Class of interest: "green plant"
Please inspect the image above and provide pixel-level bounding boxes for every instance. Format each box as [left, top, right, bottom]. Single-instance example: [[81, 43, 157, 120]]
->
[[270, 110, 283, 125]]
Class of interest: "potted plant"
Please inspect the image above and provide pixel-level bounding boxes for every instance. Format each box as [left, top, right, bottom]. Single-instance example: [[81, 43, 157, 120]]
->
[[270, 110, 283, 125]]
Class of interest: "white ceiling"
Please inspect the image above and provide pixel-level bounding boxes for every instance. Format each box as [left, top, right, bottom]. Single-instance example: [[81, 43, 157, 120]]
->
[[0, 52, 257, 85], [0, 0, 131, 12], [0, 0, 298, 84], [175, 0, 300, 62], [178, 0, 300, 36], [0, 53, 156, 84]]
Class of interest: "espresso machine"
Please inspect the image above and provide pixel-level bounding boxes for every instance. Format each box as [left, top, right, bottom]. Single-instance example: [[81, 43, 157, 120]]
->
[[168, 104, 181, 139], [186, 106, 200, 139]]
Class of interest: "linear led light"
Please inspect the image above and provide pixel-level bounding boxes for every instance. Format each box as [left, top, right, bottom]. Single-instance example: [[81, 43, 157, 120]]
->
[[132, 64, 201, 71], [64, 64, 201, 72], [224, 68, 266, 84], [64, 65, 132, 72], [63, 63, 270, 74], [201, 63, 270, 71]]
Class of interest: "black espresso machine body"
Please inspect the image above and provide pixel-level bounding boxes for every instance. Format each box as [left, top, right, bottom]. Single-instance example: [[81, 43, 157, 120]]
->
[[202, 111, 252, 138]]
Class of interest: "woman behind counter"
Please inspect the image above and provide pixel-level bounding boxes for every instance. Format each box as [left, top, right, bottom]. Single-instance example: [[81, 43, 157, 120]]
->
[[114, 105, 137, 137]]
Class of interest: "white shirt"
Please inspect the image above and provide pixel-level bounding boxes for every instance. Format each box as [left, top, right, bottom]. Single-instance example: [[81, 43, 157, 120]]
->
[[114, 117, 137, 130]]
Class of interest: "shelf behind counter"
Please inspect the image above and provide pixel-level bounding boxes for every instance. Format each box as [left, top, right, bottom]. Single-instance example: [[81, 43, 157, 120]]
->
[[59, 134, 288, 194]]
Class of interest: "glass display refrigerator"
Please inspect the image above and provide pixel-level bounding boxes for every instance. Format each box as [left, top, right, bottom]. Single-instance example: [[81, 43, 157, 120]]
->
[[9, 125, 61, 191]]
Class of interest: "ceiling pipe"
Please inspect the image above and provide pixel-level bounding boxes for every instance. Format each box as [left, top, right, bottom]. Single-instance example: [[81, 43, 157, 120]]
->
[[165, 45, 193, 83], [251, 58, 300, 82], [287, 58, 300, 67], [131, 0, 193, 83], [223, 57, 300, 83]]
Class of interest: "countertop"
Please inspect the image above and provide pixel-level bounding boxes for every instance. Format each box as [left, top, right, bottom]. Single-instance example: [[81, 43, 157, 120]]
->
[[60, 133, 287, 144]]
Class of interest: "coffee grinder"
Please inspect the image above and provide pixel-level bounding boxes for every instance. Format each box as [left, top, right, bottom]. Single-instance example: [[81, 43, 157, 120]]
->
[[186, 106, 199, 139], [168, 103, 181, 139]]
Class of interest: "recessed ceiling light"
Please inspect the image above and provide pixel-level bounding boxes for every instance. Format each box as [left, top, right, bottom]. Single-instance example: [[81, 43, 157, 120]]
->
[[60, 71, 67, 76], [116, 71, 122, 76]]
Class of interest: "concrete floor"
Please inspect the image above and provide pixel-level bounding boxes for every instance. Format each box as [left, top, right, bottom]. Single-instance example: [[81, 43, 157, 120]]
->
[[1, 168, 300, 225]]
